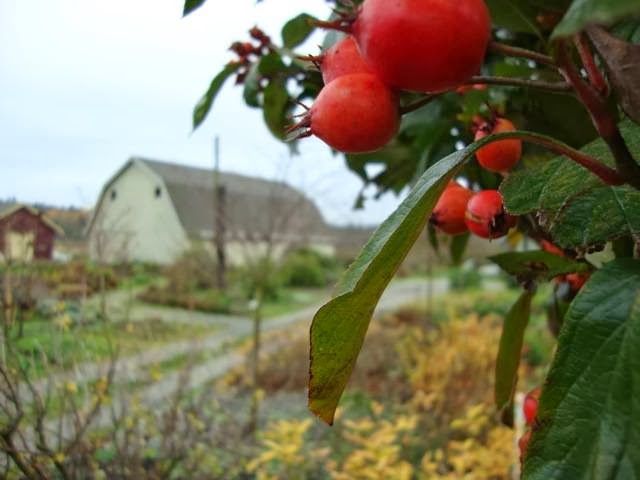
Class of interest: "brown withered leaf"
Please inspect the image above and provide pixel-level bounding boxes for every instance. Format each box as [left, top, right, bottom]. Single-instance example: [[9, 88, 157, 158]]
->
[[587, 25, 640, 123]]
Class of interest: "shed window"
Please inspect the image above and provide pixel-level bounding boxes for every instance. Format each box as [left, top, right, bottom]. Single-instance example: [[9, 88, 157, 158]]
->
[[111, 190, 117, 201], [155, 186, 162, 198]]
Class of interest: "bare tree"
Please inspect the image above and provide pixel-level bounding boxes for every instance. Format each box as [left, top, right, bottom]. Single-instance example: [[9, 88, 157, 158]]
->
[[220, 169, 328, 435]]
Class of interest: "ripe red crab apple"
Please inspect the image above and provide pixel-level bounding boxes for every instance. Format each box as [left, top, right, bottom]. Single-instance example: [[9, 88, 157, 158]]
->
[[316, 35, 375, 85], [523, 386, 541, 426], [430, 182, 474, 235], [474, 118, 522, 173], [465, 190, 517, 239], [288, 73, 400, 153], [353, 0, 491, 92]]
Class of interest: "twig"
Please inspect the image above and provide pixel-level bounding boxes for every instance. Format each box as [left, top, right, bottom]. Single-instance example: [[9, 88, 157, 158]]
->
[[573, 33, 609, 96], [482, 131, 624, 186], [556, 41, 640, 189], [468, 75, 572, 93], [489, 41, 557, 67], [400, 94, 439, 115]]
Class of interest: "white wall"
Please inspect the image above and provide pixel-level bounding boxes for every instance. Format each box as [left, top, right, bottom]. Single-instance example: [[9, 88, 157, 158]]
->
[[89, 163, 189, 264]]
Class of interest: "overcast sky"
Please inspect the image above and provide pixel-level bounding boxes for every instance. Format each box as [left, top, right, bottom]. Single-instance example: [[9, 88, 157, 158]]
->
[[0, 0, 405, 226]]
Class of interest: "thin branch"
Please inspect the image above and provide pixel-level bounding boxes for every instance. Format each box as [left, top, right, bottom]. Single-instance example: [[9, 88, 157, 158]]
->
[[573, 33, 609, 96], [400, 94, 439, 115], [489, 41, 557, 67], [484, 131, 624, 186], [468, 75, 572, 93], [556, 41, 640, 189]]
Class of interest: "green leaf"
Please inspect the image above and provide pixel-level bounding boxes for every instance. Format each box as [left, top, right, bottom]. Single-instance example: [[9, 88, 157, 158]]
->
[[193, 63, 241, 130], [485, 0, 543, 37], [308, 130, 536, 424], [262, 79, 289, 140], [524, 259, 640, 479], [183, 0, 206, 16], [450, 233, 470, 266], [553, 0, 640, 38], [501, 120, 640, 249], [281, 14, 317, 49], [489, 250, 591, 282], [243, 63, 261, 108], [495, 289, 534, 412], [258, 52, 288, 77]]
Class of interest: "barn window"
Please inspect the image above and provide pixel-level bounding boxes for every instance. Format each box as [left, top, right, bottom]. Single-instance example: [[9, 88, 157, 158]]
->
[[155, 186, 162, 198], [111, 189, 117, 201]]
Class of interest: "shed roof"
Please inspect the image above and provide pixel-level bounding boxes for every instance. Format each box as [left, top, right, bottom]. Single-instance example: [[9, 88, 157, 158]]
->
[[0, 204, 65, 236]]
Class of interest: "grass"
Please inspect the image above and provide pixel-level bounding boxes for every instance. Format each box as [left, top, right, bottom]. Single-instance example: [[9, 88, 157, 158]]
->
[[259, 287, 329, 319], [10, 315, 219, 378]]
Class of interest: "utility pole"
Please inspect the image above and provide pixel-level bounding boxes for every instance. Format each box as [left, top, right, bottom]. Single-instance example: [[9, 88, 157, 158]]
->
[[213, 136, 227, 290]]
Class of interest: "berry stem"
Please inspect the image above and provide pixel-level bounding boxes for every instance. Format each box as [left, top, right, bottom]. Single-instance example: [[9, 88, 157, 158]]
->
[[484, 131, 625, 187], [556, 41, 640, 189], [312, 18, 353, 34], [573, 33, 609, 96], [400, 94, 439, 115], [468, 76, 572, 93], [489, 41, 557, 67]]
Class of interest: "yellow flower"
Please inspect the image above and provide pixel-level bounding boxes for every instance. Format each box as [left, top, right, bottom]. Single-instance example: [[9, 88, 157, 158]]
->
[[54, 314, 72, 331], [64, 381, 78, 395]]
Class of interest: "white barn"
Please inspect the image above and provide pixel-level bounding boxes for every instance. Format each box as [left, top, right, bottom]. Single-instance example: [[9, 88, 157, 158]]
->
[[87, 158, 334, 265]]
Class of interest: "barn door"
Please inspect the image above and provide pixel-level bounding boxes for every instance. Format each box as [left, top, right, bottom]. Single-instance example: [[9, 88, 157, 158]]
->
[[6, 231, 35, 262]]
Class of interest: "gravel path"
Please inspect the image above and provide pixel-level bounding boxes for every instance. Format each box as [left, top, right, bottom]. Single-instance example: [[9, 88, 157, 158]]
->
[[27, 277, 447, 443]]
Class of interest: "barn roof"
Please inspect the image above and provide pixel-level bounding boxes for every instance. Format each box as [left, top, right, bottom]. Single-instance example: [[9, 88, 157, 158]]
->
[[91, 157, 331, 242], [0, 204, 65, 236]]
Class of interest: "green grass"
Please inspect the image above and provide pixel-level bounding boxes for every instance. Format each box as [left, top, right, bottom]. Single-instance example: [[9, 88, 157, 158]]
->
[[259, 288, 329, 318], [10, 315, 219, 378]]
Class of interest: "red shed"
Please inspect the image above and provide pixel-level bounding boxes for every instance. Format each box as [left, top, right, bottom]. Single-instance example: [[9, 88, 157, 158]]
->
[[0, 205, 64, 262]]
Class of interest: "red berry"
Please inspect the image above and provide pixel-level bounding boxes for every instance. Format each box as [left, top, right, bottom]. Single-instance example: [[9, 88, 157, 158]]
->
[[523, 387, 541, 426], [294, 73, 399, 153], [320, 36, 376, 85], [519, 429, 532, 461], [475, 118, 522, 173], [465, 190, 517, 239], [430, 182, 474, 235], [353, 0, 491, 93], [566, 272, 590, 293], [541, 240, 564, 257]]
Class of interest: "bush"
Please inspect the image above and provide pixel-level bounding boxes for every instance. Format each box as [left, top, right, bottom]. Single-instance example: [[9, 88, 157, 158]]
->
[[448, 263, 482, 291], [164, 245, 218, 293], [280, 248, 339, 288], [138, 285, 232, 313]]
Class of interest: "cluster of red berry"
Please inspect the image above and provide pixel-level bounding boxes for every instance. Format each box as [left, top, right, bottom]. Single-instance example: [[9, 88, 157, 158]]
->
[[289, 0, 491, 153], [519, 386, 541, 463], [430, 119, 521, 240]]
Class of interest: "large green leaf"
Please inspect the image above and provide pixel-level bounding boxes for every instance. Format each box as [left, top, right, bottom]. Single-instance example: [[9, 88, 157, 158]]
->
[[281, 14, 317, 49], [524, 259, 640, 479], [500, 120, 640, 249], [308, 131, 541, 424], [495, 290, 534, 412], [489, 250, 591, 282], [193, 63, 241, 130], [553, 0, 640, 38]]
